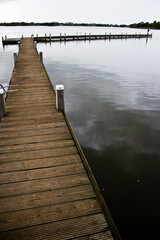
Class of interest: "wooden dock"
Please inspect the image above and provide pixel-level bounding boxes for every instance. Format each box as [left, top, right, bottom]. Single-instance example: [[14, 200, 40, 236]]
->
[[0, 38, 121, 239], [2, 33, 152, 45]]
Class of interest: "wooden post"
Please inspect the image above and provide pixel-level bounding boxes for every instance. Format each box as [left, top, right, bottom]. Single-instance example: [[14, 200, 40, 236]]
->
[[34, 41, 37, 49], [13, 53, 17, 66], [5, 35, 7, 40], [18, 41, 21, 51], [56, 85, 65, 112], [39, 52, 43, 63], [2, 37, 4, 42], [0, 89, 6, 121], [49, 34, 51, 41], [64, 33, 66, 41]]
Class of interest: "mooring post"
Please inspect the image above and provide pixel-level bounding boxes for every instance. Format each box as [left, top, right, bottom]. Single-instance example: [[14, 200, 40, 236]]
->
[[34, 41, 37, 49], [13, 53, 17, 66], [5, 35, 7, 40], [56, 85, 65, 113], [49, 34, 51, 41], [39, 52, 43, 63], [18, 41, 21, 51], [2, 37, 4, 42], [0, 89, 6, 121]]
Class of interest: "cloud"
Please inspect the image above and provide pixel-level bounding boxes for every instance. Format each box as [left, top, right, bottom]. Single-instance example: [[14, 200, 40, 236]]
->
[[0, 0, 17, 3]]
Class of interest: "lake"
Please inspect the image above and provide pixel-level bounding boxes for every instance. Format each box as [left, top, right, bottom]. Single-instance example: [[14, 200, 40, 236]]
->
[[0, 26, 160, 240]]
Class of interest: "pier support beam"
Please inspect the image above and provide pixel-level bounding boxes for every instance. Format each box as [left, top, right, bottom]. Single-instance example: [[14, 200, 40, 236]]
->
[[39, 52, 43, 63], [13, 53, 17, 66], [56, 85, 65, 113], [0, 89, 6, 121]]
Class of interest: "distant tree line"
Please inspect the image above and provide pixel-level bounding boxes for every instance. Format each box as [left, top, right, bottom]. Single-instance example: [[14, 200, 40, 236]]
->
[[0, 21, 159, 29], [129, 21, 160, 29], [0, 22, 126, 27]]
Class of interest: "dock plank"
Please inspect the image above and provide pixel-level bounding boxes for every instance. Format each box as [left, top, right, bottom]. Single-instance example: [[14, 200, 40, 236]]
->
[[0, 163, 85, 184], [0, 185, 95, 213], [0, 214, 109, 240], [0, 173, 90, 197], [0, 199, 101, 231]]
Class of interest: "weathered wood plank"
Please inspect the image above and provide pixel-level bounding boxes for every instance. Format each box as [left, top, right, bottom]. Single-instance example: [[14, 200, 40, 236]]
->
[[0, 199, 101, 231], [0, 214, 108, 240], [0, 173, 90, 197], [5, 102, 56, 109], [0, 146, 77, 162], [0, 139, 74, 153], [0, 185, 95, 213], [0, 115, 65, 127], [2, 113, 59, 122], [0, 154, 81, 173], [0, 132, 72, 146], [72, 231, 113, 240], [0, 163, 84, 184], [0, 121, 66, 132], [0, 126, 69, 139]]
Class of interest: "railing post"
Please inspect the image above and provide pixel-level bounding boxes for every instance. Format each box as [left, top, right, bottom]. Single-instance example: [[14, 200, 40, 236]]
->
[[13, 53, 17, 66], [39, 52, 43, 63], [18, 41, 21, 51], [0, 89, 6, 121], [56, 85, 65, 113], [34, 41, 37, 49]]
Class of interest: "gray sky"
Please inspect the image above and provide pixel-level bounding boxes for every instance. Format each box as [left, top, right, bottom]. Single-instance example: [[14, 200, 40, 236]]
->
[[0, 0, 159, 24]]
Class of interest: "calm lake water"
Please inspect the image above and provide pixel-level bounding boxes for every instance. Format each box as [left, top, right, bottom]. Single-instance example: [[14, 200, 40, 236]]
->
[[0, 26, 160, 240]]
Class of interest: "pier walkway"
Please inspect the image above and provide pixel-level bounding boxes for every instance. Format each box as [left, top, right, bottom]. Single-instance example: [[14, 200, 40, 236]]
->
[[0, 38, 120, 239], [2, 33, 152, 45]]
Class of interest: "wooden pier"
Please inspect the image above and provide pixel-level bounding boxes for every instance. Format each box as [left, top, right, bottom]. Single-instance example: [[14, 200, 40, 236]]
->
[[2, 33, 152, 45], [0, 38, 121, 239]]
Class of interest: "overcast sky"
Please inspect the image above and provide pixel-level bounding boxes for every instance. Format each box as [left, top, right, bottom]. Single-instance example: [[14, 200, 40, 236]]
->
[[0, 0, 159, 24]]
